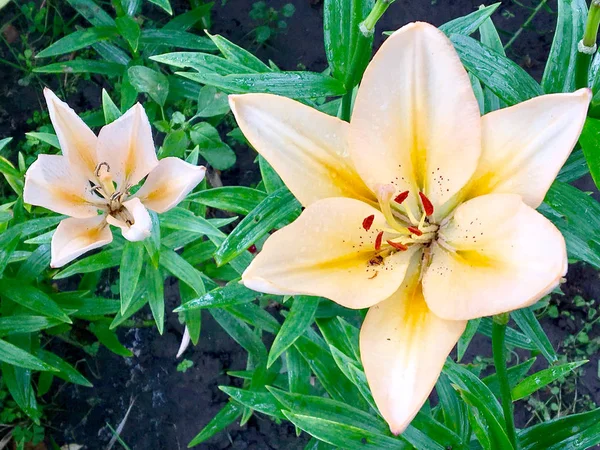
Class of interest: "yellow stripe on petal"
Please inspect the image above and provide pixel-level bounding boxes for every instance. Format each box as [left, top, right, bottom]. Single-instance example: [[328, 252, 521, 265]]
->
[[360, 266, 466, 435], [242, 197, 418, 309], [464, 89, 591, 208], [230, 93, 376, 207], [423, 194, 567, 321]]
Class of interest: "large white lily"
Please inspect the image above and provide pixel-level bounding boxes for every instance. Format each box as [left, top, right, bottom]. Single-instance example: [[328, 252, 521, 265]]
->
[[229, 22, 590, 434], [24, 89, 206, 268]]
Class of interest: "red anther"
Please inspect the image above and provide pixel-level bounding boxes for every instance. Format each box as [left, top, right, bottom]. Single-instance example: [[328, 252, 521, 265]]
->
[[407, 226, 423, 236], [387, 240, 408, 251], [419, 192, 434, 216], [375, 231, 384, 251], [362, 214, 375, 231], [248, 244, 257, 254], [394, 191, 410, 204]]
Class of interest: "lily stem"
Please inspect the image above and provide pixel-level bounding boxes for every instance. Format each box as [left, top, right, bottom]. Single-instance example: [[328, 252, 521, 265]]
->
[[340, 91, 353, 122], [492, 313, 519, 449]]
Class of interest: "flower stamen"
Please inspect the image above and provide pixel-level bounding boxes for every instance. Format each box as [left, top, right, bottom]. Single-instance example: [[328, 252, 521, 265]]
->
[[362, 214, 375, 231], [419, 192, 434, 216]]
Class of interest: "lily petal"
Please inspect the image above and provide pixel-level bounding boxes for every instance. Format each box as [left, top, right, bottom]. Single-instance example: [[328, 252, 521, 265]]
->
[[360, 268, 466, 435], [96, 103, 158, 189], [465, 89, 591, 208], [106, 197, 152, 242], [422, 194, 567, 321], [229, 94, 376, 207], [134, 157, 206, 213], [24, 155, 100, 218], [51, 215, 113, 268], [350, 22, 481, 217], [242, 197, 418, 309], [44, 88, 98, 177]]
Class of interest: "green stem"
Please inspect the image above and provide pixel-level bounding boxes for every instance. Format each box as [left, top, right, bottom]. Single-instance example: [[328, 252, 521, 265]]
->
[[492, 314, 519, 449], [504, 0, 548, 51], [575, 1, 600, 89], [340, 91, 353, 122], [362, 0, 396, 33]]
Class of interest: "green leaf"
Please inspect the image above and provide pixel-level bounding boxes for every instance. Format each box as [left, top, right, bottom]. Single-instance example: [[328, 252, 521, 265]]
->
[[269, 387, 388, 434], [119, 241, 144, 314], [451, 34, 543, 106], [36, 27, 118, 58], [54, 246, 121, 279], [439, 3, 501, 36], [190, 123, 236, 170], [259, 156, 284, 193], [512, 308, 557, 363], [541, 0, 587, 94], [215, 187, 301, 266], [146, 263, 165, 334], [128, 66, 169, 106], [579, 118, 600, 190], [294, 330, 364, 406], [188, 401, 243, 446], [147, 0, 172, 15], [187, 186, 267, 215], [282, 411, 408, 450], [143, 210, 161, 267], [226, 302, 280, 334], [116, 15, 141, 52], [483, 357, 537, 398], [267, 296, 319, 368], [160, 129, 189, 158], [102, 88, 122, 124], [518, 406, 600, 450], [220, 386, 285, 419], [66, 0, 115, 26], [0, 228, 21, 277], [512, 360, 587, 401], [176, 70, 347, 98], [37, 350, 92, 387], [206, 32, 271, 73], [436, 374, 470, 443], [24, 132, 60, 149], [478, 318, 537, 350], [16, 244, 51, 282], [159, 248, 206, 295], [173, 282, 258, 311], [90, 322, 133, 357], [34, 59, 125, 76], [160, 207, 231, 237], [323, 0, 374, 82], [0, 339, 57, 372], [557, 148, 589, 182], [140, 29, 215, 50], [0, 315, 61, 337], [210, 308, 267, 364], [287, 345, 311, 396], [1, 363, 41, 423], [457, 318, 480, 362], [456, 387, 514, 450], [195, 86, 230, 117], [478, 11, 505, 113], [0, 279, 71, 323], [543, 181, 600, 269]]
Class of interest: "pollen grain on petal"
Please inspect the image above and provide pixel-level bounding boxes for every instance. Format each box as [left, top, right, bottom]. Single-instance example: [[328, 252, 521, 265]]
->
[[419, 192, 434, 216], [362, 214, 375, 231]]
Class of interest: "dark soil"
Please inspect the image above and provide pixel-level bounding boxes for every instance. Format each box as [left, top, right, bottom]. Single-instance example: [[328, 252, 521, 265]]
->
[[1, 0, 599, 448]]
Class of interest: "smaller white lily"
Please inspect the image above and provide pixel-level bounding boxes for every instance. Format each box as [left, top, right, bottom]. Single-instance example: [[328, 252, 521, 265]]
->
[[24, 88, 206, 268]]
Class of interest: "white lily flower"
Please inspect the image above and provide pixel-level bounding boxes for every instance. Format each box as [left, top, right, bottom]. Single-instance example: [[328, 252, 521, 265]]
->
[[24, 88, 206, 268], [229, 22, 591, 434]]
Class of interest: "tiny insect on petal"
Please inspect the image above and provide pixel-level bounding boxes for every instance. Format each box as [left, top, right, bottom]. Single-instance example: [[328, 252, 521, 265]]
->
[[375, 231, 384, 250], [394, 191, 410, 204], [407, 227, 423, 236], [419, 192, 434, 216], [387, 240, 408, 251], [248, 244, 257, 254], [363, 214, 375, 231]]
